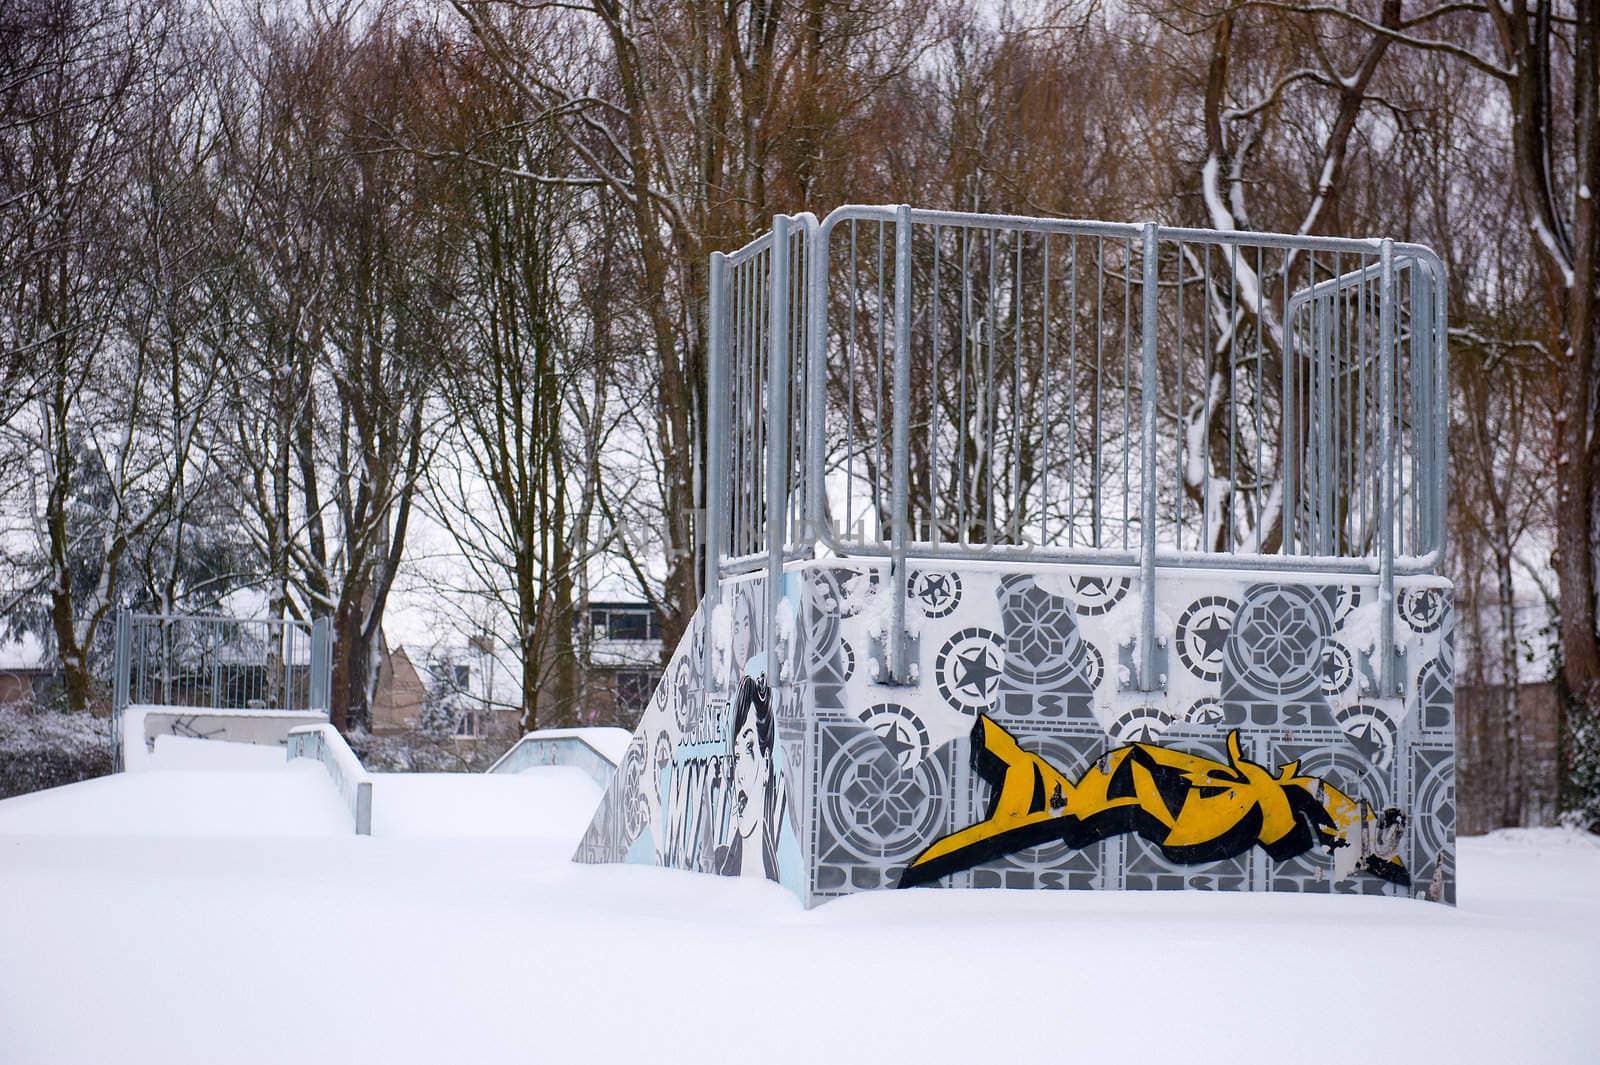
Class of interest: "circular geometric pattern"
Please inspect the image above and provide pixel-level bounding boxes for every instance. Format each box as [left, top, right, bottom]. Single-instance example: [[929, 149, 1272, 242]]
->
[[908, 570, 962, 619], [822, 731, 947, 862], [1320, 642, 1356, 697], [998, 578, 1083, 687], [671, 656, 695, 730], [836, 638, 857, 685], [1184, 698, 1226, 726], [856, 702, 929, 770], [619, 738, 649, 844], [1399, 587, 1446, 634], [1109, 706, 1174, 743], [1411, 753, 1454, 858], [1224, 584, 1333, 700], [1175, 595, 1239, 682], [935, 627, 1005, 714], [1080, 641, 1105, 690], [1068, 574, 1131, 616], [1329, 584, 1362, 626], [1334, 703, 1398, 770], [652, 730, 673, 781], [1290, 743, 1392, 809]]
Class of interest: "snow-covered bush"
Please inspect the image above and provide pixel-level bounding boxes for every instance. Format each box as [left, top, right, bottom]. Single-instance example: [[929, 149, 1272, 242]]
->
[[345, 728, 500, 773], [0, 705, 113, 799]]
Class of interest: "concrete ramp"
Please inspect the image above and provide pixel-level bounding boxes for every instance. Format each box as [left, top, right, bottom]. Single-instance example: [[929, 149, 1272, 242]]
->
[[0, 761, 352, 837]]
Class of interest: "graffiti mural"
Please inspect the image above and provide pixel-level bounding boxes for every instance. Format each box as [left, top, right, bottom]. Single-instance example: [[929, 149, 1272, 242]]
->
[[575, 574, 806, 900], [899, 716, 1409, 889], [575, 560, 1455, 908]]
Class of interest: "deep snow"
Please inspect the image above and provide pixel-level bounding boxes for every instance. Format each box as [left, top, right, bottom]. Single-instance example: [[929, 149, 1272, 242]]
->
[[0, 759, 1595, 1065]]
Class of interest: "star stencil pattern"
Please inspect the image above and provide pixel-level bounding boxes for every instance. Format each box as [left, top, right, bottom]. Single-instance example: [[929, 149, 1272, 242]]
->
[[1176, 595, 1239, 681], [935, 627, 1005, 713]]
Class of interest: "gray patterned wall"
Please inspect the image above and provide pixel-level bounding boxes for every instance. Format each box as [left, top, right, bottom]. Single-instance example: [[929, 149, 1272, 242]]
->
[[575, 560, 1455, 907]]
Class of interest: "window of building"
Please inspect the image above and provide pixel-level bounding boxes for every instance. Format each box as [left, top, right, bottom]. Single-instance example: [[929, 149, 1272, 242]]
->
[[454, 708, 479, 738], [589, 604, 662, 642], [615, 669, 661, 715], [453, 664, 471, 689]]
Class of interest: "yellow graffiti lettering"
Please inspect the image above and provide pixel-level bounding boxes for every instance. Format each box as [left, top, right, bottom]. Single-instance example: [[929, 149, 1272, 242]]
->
[[899, 716, 1407, 889]]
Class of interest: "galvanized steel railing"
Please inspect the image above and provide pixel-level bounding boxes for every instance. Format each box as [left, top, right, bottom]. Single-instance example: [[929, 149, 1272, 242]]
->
[[111, 609, 332, 714], [702, 205, 1447, 695]]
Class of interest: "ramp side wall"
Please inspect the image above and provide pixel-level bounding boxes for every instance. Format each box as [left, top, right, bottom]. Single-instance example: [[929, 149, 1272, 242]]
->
[[575, 558, 1454, 909]]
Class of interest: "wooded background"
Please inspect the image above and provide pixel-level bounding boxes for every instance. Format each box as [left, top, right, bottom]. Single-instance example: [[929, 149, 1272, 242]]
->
[[1, 0, 1595, 830]]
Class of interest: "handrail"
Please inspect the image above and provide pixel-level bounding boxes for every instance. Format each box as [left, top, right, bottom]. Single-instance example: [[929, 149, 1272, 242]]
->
[[702, 204, 1448, 692]]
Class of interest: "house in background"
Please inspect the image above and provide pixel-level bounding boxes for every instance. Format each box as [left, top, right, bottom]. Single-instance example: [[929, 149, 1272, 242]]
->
[[579, 601, 664, 727], [367, 601, 666, 741], [370, 636, 519, 743]]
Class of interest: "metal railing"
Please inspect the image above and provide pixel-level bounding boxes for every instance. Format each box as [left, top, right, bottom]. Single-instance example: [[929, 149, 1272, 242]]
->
[[701, 205, 1448, 694], [112, 609, 332, 714]]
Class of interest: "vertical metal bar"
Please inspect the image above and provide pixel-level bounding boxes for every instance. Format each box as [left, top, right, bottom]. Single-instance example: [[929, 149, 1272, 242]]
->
[[1283, 259, 1297, 556], [1122, 236, 1132, 549], [1042, 233, 1052, 546], [1432, 257, 1449, 560], [1202, 245, 1212, 548], [1094, 238, 1104, 547], [807, 221, 827, 546], [1069, 237, 1078, 546], [876, 221, 887, 532], [847, 223, 858, 538], [1377, 239, 1397, 695], [986, 230, 997, 544], [704, 251, 727, 608], [766, 216, 791, 681], [310, 616, 331, 713], [1176, 241, 1185, 549], [930, 225, 942, 547], [958, 227, 970, 542], [1254, 244, 1264, 546], [1227, 243, 1238, 553], [1012, 233, 1023, 542], [889, 205, 914, 684], [1318, 292, 1332, 554], [113, 607, 129, 712], [1356, 254, 1367, 550], [1139, 223, 1160, 692]]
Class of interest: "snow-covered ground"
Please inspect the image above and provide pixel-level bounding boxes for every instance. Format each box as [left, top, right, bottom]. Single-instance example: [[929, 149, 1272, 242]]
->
[[0, 758, 1596, 1065]]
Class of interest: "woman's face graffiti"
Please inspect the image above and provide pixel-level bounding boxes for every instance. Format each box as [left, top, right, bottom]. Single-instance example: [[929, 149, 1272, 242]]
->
[[733, 708, 770, 842]]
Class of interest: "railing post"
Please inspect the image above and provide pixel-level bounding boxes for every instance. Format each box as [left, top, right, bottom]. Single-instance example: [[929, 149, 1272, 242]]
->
[[888, 205, 914, 685], [1412, 263, 1434, 555], [806, 217, 827, 545], [766, 216, 791, 684], [111, 607, 129, 772], [704, 250, 727, 614], [1282, 302, 1298, 557], [1138, 222, 1161, 692], [1432, 257, 1449, 561], [1377, 238, 1397, 696], [112, 607, 129, 713], [310, 616, 332, 713]]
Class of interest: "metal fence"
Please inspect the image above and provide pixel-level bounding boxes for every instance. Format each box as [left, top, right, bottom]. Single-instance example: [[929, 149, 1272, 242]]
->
[[702, 205, 1448, 694], [111, 609, 332, 714]]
